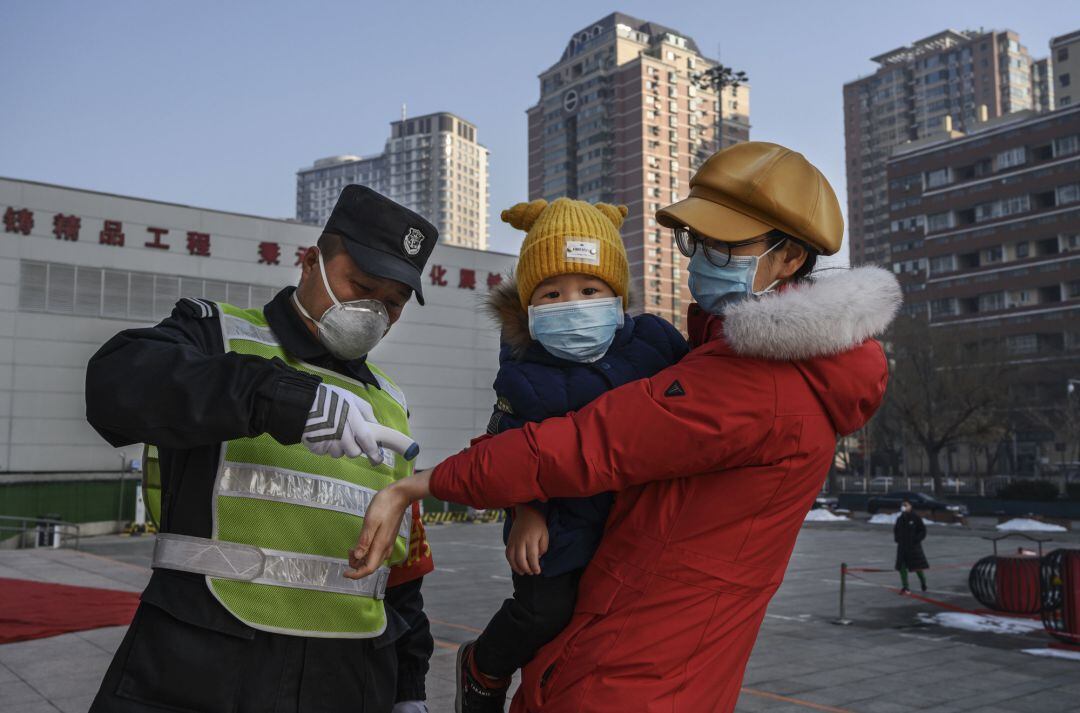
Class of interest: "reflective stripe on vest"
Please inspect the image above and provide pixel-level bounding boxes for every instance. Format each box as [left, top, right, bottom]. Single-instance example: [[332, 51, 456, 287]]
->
[[156, 301, 413, 639], [218, 462, 411, 540], [153, 533, 391, 598]]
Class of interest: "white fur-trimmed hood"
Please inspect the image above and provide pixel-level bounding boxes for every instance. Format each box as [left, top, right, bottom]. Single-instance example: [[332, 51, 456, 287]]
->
[[721, 266, 902, 361]]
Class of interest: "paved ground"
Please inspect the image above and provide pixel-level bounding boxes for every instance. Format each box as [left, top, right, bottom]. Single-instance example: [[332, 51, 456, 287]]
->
[[1, 517, 1079, 712]]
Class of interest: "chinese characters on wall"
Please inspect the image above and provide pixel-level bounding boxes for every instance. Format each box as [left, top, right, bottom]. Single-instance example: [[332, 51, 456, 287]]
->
[[428, 264, 502, 291], [5, 205, 504, 292]]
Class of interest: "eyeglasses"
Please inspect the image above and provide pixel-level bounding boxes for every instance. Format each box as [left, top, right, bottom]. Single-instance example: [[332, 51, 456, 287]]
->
[[673, 227, 779, 268]]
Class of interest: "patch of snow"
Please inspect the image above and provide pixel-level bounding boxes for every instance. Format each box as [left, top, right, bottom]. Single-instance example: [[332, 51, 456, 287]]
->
[[917, 612, 1044, 635], [996, 518, 1067, 533], [805, 509, 849, 522], [1022, 648, 1080, 662]]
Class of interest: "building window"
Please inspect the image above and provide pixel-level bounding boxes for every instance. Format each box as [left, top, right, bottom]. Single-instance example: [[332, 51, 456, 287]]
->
[[976, 195, 1030, 222], [17, 260, 275, 321], [929, 254, 956, 275], [982, 245, 1004, 263], [925, 167, 952, 189], [1059, 47, 1070, 63], [1053, 135, 1079, 157], [1015, 241, 1029, 258], [930, 298, 957, 318], [994, 146, 1027, 171], [1006, 334, 1038, 354], [1061, 73, 1072, 88], [978, 292, 1005, 312], [927, 212, 954, 231], [1056, 184, 1080, 206]]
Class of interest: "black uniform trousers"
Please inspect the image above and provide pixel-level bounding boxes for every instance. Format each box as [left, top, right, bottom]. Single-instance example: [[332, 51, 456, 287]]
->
[[90, 571, 427, 713]]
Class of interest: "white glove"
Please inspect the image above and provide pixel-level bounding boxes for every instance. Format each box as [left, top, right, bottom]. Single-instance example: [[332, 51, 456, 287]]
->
[[302, 383, 419, 463], [392, 702, 428, 713]]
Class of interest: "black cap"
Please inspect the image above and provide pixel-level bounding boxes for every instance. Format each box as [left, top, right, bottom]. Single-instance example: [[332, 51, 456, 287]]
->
[[323, 185, 439, 305]]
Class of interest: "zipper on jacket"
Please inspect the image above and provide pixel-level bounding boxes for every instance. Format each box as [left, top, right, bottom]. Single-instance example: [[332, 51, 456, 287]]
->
[[540, 663, 556, 688]]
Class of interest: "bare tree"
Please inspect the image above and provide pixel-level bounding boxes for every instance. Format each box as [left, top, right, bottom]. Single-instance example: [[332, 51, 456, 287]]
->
[[883, 316, 1014, 494], [1023, 375, 1080, 486], [867, 386, 908, 478], [967, 411, 1014, 495]]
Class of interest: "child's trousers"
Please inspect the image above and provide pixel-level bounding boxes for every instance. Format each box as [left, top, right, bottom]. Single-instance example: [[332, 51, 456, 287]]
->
[[473, 569, 583, 679]]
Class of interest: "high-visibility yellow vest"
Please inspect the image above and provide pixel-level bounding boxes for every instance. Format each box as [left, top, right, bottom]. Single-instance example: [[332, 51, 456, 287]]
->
[[152, 301, 412, 638]]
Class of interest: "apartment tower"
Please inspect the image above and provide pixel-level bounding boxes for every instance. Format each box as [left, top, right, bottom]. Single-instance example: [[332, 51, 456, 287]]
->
[[297, 111, 490, 250], [844, 30, 1036, 266], [526, 13, 750, 330]]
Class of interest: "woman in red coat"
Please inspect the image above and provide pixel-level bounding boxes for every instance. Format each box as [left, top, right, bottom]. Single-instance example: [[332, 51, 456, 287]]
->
[[349, 142, 901, 712]]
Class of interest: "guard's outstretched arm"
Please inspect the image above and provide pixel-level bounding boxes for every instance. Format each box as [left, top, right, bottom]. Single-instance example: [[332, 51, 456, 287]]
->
[[85, 300, 319, 449]]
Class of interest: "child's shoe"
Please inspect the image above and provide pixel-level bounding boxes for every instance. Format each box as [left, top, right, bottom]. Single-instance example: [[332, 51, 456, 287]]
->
[[456, 641, 511, 713]]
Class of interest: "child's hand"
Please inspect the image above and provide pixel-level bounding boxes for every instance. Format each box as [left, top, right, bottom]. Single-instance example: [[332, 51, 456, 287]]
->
[[505, 505, 548, 576]]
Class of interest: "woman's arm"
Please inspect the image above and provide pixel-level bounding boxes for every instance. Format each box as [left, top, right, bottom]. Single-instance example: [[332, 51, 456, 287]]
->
[[431, 355, 775, 508], [345, 355, 776, 578]]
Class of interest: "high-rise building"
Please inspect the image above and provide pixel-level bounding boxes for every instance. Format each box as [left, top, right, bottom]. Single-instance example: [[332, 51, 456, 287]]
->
[[1051, 30, 1080, 108], [844, 30, 1037, 266], [887, 105, 1080, 328], [296, 111, 490, 250], [885, 105, 1080, 473], [527, 13, 750, 330], [295, 154, 385, 226]]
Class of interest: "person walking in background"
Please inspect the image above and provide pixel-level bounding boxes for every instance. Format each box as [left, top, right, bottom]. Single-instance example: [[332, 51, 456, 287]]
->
[[895, 500, 930, 594]]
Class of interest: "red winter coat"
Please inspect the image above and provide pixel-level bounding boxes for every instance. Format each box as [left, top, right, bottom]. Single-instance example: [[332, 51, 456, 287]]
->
[[431, 267, 900, 712]]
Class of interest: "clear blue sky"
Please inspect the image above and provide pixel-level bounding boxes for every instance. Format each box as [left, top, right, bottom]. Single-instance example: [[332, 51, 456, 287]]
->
[[1, 1, 1073, 256]]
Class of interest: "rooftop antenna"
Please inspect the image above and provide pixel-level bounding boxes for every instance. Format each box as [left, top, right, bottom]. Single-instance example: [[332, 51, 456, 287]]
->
[[401, 103, 407, 122]]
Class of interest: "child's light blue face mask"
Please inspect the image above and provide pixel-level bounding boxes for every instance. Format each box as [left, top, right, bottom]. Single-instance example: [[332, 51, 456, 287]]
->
[[528, 297, 624, 363]]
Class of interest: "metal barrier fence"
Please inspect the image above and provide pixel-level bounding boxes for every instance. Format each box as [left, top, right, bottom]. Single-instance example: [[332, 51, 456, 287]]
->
[[832, 475, 1024, 496], [0, 515, 81, 550]]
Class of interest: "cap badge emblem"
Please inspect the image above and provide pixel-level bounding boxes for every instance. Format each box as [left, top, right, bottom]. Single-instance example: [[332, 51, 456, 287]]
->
[[403, 227, 425, 256]]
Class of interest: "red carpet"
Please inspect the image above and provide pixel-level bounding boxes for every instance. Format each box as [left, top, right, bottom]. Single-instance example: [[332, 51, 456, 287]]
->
[[0, 577, 140, 644]]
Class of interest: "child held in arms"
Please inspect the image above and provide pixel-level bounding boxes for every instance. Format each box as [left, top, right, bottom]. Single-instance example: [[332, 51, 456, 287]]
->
[[456, 198, 689, 712]]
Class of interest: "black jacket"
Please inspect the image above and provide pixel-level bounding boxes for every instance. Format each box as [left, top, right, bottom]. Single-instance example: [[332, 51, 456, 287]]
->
[[893, 511, 930, 571], [85, 287, 432, 707], [488, 307, 688, 576]]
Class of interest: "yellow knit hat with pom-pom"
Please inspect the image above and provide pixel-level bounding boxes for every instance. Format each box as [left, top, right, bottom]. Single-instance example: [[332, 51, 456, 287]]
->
[[503, 197, 630, 309]]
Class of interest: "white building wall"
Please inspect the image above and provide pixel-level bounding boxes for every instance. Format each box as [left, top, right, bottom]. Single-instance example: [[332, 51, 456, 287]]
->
[[0, 178, 515, 473]]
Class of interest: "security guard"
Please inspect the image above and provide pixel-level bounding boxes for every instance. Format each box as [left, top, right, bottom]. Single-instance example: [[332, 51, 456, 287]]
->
[[87, 186, 437, 713]]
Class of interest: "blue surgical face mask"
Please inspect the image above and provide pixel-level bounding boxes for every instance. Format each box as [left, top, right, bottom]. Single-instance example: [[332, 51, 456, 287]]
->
[[687, 241, 784, 315], [528, 297, 624, 363]]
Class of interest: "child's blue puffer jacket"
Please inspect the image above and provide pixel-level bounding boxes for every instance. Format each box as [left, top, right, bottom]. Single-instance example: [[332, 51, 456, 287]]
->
[[484, 279, 689, 576]]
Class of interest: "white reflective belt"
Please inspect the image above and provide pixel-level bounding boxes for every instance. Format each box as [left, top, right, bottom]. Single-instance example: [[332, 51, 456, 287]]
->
[[153, 533, 389, 599], [218, 463, 411, 540]]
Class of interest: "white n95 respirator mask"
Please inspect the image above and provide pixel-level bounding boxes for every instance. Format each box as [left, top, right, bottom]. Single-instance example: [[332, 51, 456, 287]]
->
[[292, 252, 389, 361]]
